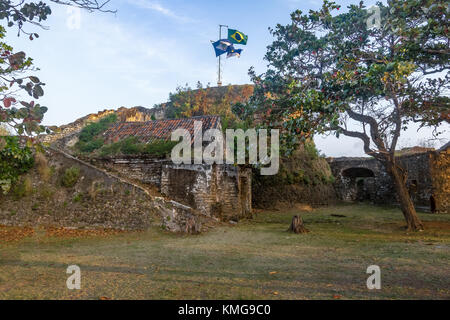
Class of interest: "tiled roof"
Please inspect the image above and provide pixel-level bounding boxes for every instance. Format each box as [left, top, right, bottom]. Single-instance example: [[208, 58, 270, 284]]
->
[[103, 115, 221, 143]]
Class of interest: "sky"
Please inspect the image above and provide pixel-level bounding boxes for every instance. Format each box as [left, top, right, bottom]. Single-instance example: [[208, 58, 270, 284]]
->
[[5, 0, 449, 156]]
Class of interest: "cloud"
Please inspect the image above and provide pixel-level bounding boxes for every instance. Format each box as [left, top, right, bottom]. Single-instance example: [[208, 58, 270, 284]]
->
[[127, 0, 194, 23]]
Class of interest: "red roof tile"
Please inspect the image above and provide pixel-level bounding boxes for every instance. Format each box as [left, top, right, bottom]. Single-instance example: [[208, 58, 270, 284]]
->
[[103, 115, 222, 144]]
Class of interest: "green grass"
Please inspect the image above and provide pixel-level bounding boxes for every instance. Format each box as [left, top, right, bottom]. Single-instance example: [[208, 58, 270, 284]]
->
[[0, 204, 449, 300]]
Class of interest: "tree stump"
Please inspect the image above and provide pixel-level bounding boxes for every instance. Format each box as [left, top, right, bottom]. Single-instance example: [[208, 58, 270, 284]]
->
[[288, 215, 309, 234]]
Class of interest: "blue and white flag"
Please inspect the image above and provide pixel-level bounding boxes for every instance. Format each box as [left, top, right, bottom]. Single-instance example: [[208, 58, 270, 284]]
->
[[211, 39, 233, 57], [226, 47, 242, 58]]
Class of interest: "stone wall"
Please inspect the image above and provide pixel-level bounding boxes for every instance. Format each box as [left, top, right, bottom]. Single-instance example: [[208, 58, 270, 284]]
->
[[95, 156, 252, 221], [0, 148, 155, 230], [161, 163, 252, 221], [430, 148, 450, 213], [93, 156, 167, 187], [328, 149, 449, 213], [0, 148, 211, 233]]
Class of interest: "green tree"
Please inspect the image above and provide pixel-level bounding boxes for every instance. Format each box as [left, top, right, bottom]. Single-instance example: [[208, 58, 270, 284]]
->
[[244, 0, 449, 231], [0, 1, 114, 137]]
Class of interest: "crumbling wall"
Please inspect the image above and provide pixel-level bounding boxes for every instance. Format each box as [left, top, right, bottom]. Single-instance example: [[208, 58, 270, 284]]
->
[[0, 148, 156, 230], [397, 153, 434, 207], [328, 149, 449, 213], [161, 163, 252, 221], [430, 149, 450, 213], [93, 156, 167, 187], [96, 156, 252, 221]]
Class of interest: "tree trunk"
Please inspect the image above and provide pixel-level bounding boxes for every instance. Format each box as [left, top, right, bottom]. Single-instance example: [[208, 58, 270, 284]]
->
[[288, 215, 309, 234], [386, 160, 424, 231]]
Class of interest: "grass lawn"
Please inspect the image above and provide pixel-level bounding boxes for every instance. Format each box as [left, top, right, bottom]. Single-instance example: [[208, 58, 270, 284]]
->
[[0, 203, 449, 300]]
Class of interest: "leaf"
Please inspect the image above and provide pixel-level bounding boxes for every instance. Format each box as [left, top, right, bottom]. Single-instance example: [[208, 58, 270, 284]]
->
[[3, 97, 16, 108], [29, 76, 40, 83], [33, 85, 44, 98]]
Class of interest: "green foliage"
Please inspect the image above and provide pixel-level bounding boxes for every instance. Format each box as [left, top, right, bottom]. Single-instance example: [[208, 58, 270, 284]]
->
[[243, 0, 449, 158], [0, 25, 48, 136], [143, 140, 178, 157], [72, 193, 83, 203], [0, 136, 34, 194], [78, 114, 117, 142], [99, 137, 177, 157], [77, 138, 104, 153], [12, 176, 33, 199], [61, 166, 80, 188], [164, 83, 254, 129], [75, 114, 117, 153], [304, 140, 319, 160]]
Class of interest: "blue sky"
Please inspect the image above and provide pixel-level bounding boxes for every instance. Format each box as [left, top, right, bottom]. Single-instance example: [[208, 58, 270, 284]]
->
[[5, 0, 448, 156]]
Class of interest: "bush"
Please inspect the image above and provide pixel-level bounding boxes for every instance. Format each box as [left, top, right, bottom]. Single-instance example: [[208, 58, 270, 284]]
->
[[75, 114, 117, 153], [12, 176, 33, 199], [143, 140, 178, 157], [0, 137, 34, 194], [121, 137, 144, 155], [304, 140, 319, 160], [61, 166, 80, 188], [99, 138, 177, 157], [35, 152, 52, 182], [72, 193, 83, 203], [77, 138, 105, 153]]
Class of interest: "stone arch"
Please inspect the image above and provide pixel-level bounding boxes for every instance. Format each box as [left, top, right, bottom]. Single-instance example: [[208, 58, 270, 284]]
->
[[342, 167, 375, 178], [340, 167, 375, 202]]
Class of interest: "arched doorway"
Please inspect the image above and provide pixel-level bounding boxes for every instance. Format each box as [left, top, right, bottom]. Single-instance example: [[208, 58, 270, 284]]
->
[[341, 167, 375, 202]]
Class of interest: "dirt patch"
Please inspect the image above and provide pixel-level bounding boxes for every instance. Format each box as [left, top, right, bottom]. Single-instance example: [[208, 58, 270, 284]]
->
[[45, 227, 127, 238], [0, 225, 34, 242], [423, 221, 450, 231]]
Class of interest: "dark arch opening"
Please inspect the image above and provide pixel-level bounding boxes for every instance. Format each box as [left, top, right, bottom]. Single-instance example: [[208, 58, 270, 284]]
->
[[342, 167, 375, 178], [430, 195, 436, 213]]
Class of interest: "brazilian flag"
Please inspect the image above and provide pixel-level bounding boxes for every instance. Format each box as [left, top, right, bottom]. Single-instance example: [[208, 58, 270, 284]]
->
[[228, 29, 248, 45]]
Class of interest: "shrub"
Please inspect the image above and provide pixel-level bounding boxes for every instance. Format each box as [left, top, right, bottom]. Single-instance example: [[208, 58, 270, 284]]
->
[[35, 152, 52, 182], [72, 193, 83, 203], [121, 137, 144, 155], [77, 138, 105, 153], [12, 176, 33, 199], [75, 114, 117, 153], [143, 140, 178, 157], [99, 138, 176, 157], [61, 166, 80, 188], [39, 186, 54, 200], [0, 137, 34, 194], [304, 140, 319, 160]]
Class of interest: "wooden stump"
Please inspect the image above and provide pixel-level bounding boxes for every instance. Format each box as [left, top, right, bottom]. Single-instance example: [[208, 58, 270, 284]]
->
[[288, 215, 309, 234]]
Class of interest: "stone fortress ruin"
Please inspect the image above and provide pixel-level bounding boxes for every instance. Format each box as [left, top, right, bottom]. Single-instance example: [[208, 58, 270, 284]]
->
[[328, 143, 450, 214]]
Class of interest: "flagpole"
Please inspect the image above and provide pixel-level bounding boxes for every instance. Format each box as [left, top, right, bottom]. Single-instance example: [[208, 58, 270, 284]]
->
[[218, 24, 228, 87]]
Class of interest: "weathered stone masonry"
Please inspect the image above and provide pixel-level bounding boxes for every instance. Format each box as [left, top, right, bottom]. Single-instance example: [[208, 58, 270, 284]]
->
[[95, 156, 252, 221], [328, 144, 449, 213]]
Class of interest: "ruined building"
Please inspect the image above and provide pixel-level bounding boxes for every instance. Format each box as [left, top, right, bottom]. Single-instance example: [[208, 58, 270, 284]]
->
[[328, 143, 450, 213], [94, 115, 252, 221]]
